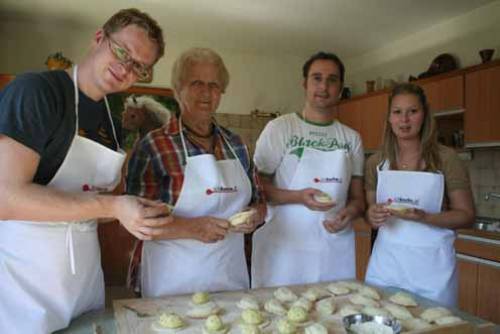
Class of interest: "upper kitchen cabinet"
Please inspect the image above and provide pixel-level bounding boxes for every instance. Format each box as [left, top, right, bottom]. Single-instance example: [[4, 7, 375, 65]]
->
[[338, 92, 388, 151], [464, 61, 500, 146], [419, 74, 464, 114]]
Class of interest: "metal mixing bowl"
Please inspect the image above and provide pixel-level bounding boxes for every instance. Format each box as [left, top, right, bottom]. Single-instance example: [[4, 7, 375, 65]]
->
[[343, 313, 402, 333]]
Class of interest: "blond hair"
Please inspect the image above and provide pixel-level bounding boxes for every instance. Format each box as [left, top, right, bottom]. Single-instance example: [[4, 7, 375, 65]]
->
[[381, 83, 441, 171]]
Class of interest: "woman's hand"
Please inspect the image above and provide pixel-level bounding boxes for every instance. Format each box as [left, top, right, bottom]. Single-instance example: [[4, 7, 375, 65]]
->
[[230, 204, 266, 234], [186, 216, 230, 243], [113, 195, 173, 240], [366, 203, 391, 228]]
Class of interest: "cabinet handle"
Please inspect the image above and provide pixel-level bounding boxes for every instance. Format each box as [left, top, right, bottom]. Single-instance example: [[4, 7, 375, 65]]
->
[[457, 234, 500, 246], [456, 253, 500, 268], [465, 141, 500, 148]]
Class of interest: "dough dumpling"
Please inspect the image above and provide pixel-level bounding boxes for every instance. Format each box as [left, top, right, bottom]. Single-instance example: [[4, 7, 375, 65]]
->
[[186, 301, 221, 318], [229, 210, 254, 226], [274, 287, 298, 303], [291, 297, 312, 312], [276, 318, 297, 334], [349, 294, 380, 307], [435, 316, 462, 325], [264, 298, 287, 316], [191, 292, 211, 305], [401, 318, 432, 331], [239, 324, 260, 334], [287, 306, 309, 324], [338, 304, 362, 317], [338, 280, 364, 291], [202, 315, 229, 334], [304, 323, 328, 334], [237, 295, 260, 310], [241, 309, 265, 325], [157, 313, 185, 329], [389, 291, 418, 307], [326, 282, 350, 296], [384, 303, 413, 320], [315, 297, 336, 315], [302, 287, 328, 301], [361, 306, 389, 317], [314, 192, 334, 204], [359, 286, 381, 300], [420, 307, 451, 323]]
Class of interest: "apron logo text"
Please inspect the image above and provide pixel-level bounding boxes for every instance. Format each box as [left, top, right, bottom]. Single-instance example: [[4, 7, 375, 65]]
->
[[206, 186, 238, 195], [286, 135, 351, 152], [82, 184, 109, 192], [389, 196, 420, 206], [313, 177, 342, 184]]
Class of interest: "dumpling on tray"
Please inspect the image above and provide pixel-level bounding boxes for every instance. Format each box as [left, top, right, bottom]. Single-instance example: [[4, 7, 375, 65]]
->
[[389, 291, 418, 307]]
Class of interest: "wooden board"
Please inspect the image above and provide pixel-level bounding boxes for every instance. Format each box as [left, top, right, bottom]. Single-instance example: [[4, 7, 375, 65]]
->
[[113, 281, 491, 334]]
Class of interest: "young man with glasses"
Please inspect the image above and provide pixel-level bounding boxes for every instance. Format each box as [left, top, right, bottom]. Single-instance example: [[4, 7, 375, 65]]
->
[[0, 8, 168, 334]]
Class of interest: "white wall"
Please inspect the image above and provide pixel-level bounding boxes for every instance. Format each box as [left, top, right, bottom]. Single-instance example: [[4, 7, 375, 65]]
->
[[345, 1, 500, 95], [0, 17, 305, 115]]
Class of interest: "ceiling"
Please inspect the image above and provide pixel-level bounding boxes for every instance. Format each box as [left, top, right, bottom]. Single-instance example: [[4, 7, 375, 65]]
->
[[0, 0, 496, 58]]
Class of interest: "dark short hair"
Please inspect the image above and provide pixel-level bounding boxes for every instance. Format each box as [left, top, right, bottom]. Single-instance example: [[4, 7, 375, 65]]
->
[[302, 51, 345, 83], [102, 8, 165, 62]]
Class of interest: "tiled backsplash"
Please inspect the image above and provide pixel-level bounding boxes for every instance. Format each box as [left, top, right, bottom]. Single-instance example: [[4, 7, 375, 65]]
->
[[466, 149, 500, 219], [214, 113, 274, 155]]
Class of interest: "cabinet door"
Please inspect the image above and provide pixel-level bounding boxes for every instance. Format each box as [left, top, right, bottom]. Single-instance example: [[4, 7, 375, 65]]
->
[[465, 65, 500, 143], [457, 259, 478, 315], [476, 261, 500, 324], [360, 93, 388, 151], [338, 100, 361, 133], [420, 75, 464, 113]]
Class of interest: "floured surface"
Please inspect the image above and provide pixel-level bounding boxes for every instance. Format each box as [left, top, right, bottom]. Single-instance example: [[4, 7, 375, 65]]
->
[[113, 281, 473, 334]]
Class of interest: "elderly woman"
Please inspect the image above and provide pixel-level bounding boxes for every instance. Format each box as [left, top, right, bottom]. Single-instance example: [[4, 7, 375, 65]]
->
[[126, 47, 265, 297], [364, 83, 474, 307]]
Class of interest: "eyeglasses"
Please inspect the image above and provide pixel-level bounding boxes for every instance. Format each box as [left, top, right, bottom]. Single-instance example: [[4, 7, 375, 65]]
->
[[107, 35, 152, 81]]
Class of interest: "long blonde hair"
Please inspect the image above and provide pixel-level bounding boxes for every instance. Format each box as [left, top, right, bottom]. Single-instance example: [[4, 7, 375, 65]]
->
[[381, 83, 441, 171]]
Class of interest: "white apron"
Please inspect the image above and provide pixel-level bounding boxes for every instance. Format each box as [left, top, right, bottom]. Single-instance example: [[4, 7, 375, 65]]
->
[[365, 161, 458, 307], [0, 66, 125, 334], [141, 119, 252, 297], [251, 147, 355, 288]]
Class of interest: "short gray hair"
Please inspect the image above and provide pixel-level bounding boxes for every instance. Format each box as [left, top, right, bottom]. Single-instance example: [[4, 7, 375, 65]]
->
[[171, 48, 229, 95]]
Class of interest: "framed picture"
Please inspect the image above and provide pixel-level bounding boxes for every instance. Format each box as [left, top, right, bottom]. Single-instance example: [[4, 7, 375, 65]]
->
[[107, 86, 179, 149]]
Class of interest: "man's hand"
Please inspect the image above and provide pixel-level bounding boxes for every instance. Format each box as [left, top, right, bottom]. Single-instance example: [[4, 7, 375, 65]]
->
[[112, 196, 172, 240], [230, 205, 265, 234], [301, 188, 336, 211]]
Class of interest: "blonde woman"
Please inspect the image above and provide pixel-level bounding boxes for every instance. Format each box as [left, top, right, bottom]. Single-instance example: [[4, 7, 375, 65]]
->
[[364, 83, 474, 307]]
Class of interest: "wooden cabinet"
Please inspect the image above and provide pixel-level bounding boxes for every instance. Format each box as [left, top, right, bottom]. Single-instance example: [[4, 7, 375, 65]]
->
[[456, 234, 500, 324], [419, 75, 464, 113], [338, 92, 388, 151], [353, 218, 373, 281], [464, 64, 500, 145]]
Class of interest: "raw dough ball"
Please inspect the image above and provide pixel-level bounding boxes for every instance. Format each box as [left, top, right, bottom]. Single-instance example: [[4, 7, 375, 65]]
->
[[287, 306, 309, 323], [276, 318, 297, 334], [157, 313, 185, 329], [192, 292, 211, 305], [302, 287, 329, 301], [241, 309, 264, 325], [315, 297, 336, 315], [304, 323, 328, 334], [237, 295, 260, 310], [274, 287, 298, 303], [292, 297, 313, 312]]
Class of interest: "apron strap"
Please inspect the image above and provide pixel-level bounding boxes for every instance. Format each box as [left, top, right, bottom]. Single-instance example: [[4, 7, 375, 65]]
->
[[72, 65, 121, 151]]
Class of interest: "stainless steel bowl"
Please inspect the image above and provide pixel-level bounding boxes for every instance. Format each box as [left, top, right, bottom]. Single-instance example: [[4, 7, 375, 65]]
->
[[343, 313, 402, 333]]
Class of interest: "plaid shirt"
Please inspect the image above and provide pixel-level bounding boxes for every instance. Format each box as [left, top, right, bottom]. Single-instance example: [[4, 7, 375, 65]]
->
[[126, 116, 262, 206]]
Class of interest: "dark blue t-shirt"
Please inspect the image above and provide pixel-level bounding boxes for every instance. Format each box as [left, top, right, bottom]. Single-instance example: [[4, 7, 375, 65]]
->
[[0, 70, 121, 185]]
